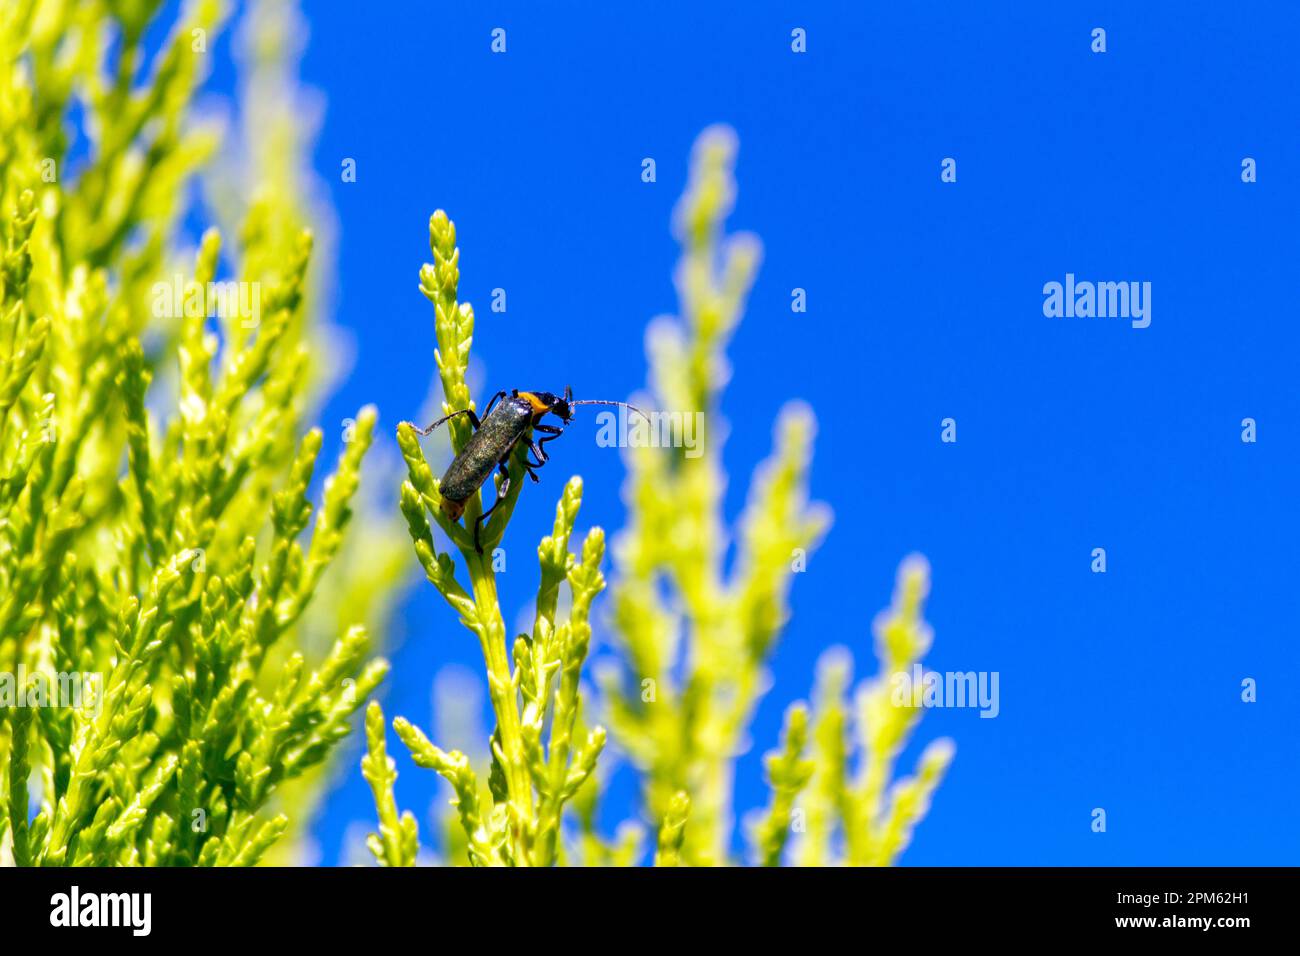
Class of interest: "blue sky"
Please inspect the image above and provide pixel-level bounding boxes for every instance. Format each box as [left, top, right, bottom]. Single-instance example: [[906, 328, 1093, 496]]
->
[[196, 2, 1299, 864]]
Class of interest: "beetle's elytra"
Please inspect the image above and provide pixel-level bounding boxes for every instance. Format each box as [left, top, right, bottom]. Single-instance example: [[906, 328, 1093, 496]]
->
[[409, 387, 647, 552]]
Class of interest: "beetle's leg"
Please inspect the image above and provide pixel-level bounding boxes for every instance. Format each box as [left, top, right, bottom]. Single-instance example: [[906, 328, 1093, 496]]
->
[[474, 460, 512, 553], [535, 436, 560, 461], [421, 391, 507, 436], [533, 423, 563, 463], [517, 441, 542, 481], [412, 407, 481, 436]]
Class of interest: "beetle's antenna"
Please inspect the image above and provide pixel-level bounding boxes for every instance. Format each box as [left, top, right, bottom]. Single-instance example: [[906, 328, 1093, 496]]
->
[[409, 408, 475, 435], [570, 399, 651, 424]]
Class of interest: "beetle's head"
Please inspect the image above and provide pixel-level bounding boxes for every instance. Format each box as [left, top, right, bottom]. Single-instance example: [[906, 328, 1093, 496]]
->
[[552, 385, 574, 422], [529, 387, 573, 423]]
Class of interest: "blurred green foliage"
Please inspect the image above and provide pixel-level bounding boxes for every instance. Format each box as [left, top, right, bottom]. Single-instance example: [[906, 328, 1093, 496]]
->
[[0, 0, 407, 866]]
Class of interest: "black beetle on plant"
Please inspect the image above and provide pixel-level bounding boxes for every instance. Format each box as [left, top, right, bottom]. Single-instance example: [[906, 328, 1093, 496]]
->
[[408, 387, 648, 553]]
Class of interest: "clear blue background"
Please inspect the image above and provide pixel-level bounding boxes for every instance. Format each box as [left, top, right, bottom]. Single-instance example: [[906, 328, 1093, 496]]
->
[[198, 1, 1298, 864]]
